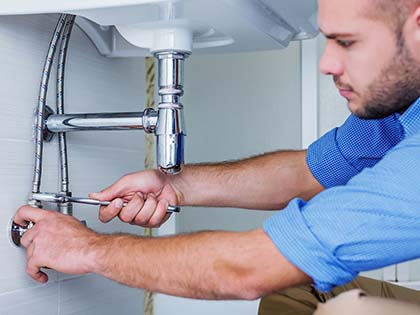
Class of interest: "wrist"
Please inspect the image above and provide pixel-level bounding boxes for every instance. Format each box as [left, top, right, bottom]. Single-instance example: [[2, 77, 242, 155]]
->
[[161, 167, 188, 206], [86, 233, 114, 275]]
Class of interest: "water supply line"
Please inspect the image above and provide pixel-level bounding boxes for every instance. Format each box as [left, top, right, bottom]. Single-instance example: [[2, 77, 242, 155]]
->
[[31, 14, 68, 204], [11, 14, 72, 246], [56, 15, 76, 215]]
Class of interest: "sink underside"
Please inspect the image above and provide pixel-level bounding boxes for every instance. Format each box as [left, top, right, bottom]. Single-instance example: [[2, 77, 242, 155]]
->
[[0, 0, 319, 57]]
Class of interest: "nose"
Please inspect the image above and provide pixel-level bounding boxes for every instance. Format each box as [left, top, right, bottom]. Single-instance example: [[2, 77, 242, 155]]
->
[[319, 42, 344, 76]]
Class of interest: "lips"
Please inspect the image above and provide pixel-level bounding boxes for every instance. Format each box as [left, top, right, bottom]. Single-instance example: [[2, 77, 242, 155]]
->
[[334, 76, 354, 98], [339, 89, 353, 98]]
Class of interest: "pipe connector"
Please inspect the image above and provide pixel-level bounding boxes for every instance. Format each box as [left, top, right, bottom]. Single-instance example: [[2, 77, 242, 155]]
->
[[154, 51, 188, 175], [156, 103, 185, 174]]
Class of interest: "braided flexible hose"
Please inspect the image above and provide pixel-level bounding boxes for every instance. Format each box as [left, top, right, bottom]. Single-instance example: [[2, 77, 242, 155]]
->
[[32, 14, 68, 195], [57, 15, 76, 195]]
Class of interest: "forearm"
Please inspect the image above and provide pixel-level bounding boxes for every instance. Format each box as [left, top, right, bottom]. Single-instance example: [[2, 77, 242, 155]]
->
[[90, 229, 310, 299], [171, 150, 323, 210]]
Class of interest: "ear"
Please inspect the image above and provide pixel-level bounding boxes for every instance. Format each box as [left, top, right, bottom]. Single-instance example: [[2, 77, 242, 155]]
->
[[404, 5, 420, 59]]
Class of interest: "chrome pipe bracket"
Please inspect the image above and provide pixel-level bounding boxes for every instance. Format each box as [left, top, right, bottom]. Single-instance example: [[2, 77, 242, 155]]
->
[[143, 108, 157, 134], [43, 105, 55, 142], [10, 221, 33, 247]]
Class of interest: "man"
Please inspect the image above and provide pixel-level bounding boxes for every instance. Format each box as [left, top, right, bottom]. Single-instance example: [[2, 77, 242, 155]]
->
[[13, 0, 420, 313]]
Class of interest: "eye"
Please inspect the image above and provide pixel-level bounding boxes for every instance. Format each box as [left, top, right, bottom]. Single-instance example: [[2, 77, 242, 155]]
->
[[336, 39, 354, 48]]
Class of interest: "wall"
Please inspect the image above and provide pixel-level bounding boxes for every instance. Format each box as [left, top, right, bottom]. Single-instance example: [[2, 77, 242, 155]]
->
[[155, 44, 302, 315], [0, 15, 146, 314]]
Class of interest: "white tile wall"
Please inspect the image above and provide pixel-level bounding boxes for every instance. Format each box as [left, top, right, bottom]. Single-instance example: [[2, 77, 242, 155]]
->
[[0, 14, 146, 314], [155, 46, 303, 315]]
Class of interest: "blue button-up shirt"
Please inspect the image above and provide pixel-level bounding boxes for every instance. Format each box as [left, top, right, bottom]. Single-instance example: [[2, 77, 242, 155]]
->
[[263, 97, 420, 292]]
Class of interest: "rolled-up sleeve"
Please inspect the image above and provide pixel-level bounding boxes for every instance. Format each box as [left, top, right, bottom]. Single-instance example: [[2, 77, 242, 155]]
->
[[307, 114, 403, 188], [265, 133, 420, 292]]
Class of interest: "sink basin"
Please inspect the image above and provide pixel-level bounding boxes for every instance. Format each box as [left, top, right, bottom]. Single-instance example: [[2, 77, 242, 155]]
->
[[0, 0, 318, 57]]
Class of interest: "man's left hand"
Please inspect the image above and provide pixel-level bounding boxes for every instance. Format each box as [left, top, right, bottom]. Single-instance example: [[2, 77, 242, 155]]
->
[[14, 206, 101, 283]]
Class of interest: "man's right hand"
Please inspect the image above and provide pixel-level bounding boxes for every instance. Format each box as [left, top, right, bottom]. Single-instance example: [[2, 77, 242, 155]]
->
[[89, 170, 182, 228], [90, 150, 322, 228]]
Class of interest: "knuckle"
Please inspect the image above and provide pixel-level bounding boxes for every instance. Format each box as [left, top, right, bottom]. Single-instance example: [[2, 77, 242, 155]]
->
[[98, 213, 107, 223], [120, 173, 133, 185], [119, 174, 128, 182], [99, 212, 112, 223], [148, 217, 161, 227], [20, 236, 29, 248], [134, 215, 148, 226], [119, 213, 132, 223], [35, 220, 46, 230], [26, 265, 34, 276], [104, 206, 119, 218]]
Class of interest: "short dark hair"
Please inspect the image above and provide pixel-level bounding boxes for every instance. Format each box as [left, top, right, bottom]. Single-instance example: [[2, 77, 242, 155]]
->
[[369, 0, 420, 35]]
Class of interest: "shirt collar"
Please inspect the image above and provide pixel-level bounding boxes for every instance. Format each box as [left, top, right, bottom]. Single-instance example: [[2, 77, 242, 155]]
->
[[398, 97, 420, 138]]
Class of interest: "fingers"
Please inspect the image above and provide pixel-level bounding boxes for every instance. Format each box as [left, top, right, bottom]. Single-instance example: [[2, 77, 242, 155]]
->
[[26, 256, 48, 283], [98, 192, 172, 227], [98, 198, 124, 223], [20, 225, 39, 248], [131, 194, 170, 227], [25, 241, 48, 283], [132, 194, 158, 226], [13, 206, 50, 226], [118, 193, 144, 223], [147, 199, 171, 227]]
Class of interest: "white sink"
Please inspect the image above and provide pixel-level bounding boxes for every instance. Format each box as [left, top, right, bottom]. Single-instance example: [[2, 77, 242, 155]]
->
[[0, 0, 318, 57]]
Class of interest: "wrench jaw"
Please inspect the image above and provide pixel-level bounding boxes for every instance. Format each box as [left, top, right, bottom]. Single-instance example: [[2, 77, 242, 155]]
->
[[31, 192, 73, 216], [31, 192, 68, 204]]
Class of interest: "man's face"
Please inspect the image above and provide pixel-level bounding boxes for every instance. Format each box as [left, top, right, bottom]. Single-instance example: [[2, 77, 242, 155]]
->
[[318, 0, 420, 119]]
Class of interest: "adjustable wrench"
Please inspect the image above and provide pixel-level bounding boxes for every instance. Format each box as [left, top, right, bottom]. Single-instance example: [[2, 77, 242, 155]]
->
[[31, 192, 181, 213]]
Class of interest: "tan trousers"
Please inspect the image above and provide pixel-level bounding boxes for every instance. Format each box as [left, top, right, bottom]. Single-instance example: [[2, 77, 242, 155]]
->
[[258, 276, 420, 315]]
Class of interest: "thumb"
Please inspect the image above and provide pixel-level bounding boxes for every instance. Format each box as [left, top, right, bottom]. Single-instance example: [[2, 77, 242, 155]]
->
[[90, 176, 133, 201]]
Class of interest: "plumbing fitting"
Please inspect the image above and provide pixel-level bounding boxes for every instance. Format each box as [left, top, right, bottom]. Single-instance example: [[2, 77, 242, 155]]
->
[[45, 109, 158, 133], [10, 222, 33, 247], [45, 51, 187, 175], [155, 51, 187, 175]]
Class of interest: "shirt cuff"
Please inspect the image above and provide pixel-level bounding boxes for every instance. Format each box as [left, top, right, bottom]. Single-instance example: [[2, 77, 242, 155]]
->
[[306, 128, 360, 188], [263, 198, 357, 292]]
